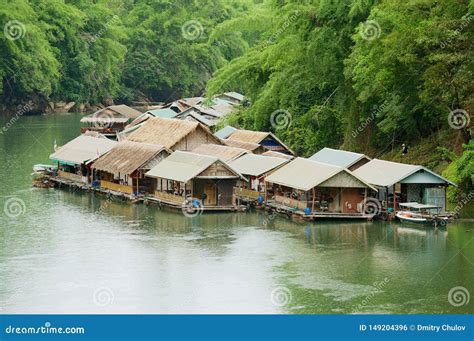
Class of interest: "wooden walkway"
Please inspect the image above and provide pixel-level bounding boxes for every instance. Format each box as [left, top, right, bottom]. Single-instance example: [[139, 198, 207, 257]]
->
[[266, 201, 375, 220]]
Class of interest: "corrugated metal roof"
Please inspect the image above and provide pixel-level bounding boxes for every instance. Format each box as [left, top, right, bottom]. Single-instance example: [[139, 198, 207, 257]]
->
[[214, 125, 237, 139], [261, 150, 294, 160], [229, 154, 289, 177], [50, 135, 117, 165], [265, 157, 375, 191], [146, 151, 242, 183], [309, 147, 369, 168], [192, 143, 248, 162], [353, 159, 456, 187], [146, 108, 178, 118]]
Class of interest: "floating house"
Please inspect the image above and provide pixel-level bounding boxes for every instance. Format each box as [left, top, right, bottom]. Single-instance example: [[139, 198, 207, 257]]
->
[[146, 151, 246, 210], [91, 141, 170, 196], [265, 158, 377, 219], [224, 129, 295, 155], [124, 117, 221, 151], [49, 134, 117, 184], [215, 92, 245, 104], [309, 147, 370, 171], [192, 143, 248, 162], [353, 159, 456, 212], [80, 105, 142, 135], [229, 154, 290, 203]]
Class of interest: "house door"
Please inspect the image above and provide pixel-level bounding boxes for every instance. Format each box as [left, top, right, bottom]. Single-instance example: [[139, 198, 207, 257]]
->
[[203, 182, 217, 206]]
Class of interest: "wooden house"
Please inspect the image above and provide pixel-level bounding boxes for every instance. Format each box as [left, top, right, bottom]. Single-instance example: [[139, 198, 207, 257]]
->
[[124, 117, 221, 151], [49, 134, 116, 184], [229, 154, 290, 203], [191, 143, 248, 162], [309, 148, 370, 171], [224, 129, 295, 155], [91, 141, 170, 196], [145, 151, 246, 210], [353, 159, 456, 212], [265, 158, 377, 219], [80, 105, 142, 135]]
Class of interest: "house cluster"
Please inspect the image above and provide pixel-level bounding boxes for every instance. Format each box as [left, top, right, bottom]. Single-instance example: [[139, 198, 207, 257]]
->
[[46, 96, 455, 221]]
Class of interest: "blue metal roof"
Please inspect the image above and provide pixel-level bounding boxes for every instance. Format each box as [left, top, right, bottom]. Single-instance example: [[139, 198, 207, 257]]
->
[[309, 148, 367, 168], [214, 125, 237, 139]]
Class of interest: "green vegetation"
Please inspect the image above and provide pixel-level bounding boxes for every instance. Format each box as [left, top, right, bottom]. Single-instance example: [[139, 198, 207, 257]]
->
[[0, 0, 472, 198]]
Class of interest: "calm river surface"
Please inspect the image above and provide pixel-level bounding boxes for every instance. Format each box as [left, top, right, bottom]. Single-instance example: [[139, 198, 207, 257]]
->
[[0, 113, 473, 314]]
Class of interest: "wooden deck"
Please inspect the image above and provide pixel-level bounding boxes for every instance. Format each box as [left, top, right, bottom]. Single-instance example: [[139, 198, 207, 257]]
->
[[267, 201, 375, 220], [146, 193, 246, 212]]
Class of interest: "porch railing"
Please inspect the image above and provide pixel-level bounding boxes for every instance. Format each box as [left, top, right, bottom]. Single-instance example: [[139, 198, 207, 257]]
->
[[274, 195, 307, 211], [154, 191, 184, 204], [233, 187, 261, 200], [100, 180, 134, 194], [58, 170, 87, 183]]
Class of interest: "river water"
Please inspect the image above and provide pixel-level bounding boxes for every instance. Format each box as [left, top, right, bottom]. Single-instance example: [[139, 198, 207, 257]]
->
[[0, 113, 472, 314]]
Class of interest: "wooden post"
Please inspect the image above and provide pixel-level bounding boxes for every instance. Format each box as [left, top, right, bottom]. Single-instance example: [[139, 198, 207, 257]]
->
[[136, 174, 139, 195], [364, 188, 367, 213], [264, 181, 268, 202], [393, 185, 396, 211], [311, 187, 315, 212]]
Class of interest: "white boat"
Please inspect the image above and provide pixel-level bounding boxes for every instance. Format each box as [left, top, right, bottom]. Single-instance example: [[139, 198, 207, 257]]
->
[[396, 202, 450, 226]]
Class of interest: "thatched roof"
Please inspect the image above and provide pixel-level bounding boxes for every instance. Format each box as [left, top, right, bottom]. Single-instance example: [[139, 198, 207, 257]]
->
[[226, 129, 295, 155], [221, 139, 261, 152], [227, 129, 269, 143], [192, 143, 248, 162], [261, 150, 294, 160], [50, 135, 117, 165], [80, 105, 142, 124], [125, 117, 220, 149], [92, 141, 168, 174]]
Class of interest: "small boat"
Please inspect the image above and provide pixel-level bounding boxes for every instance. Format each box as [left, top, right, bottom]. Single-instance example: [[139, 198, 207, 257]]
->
[[396, 202, 450, 226], [33, 164, 57, 173]]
